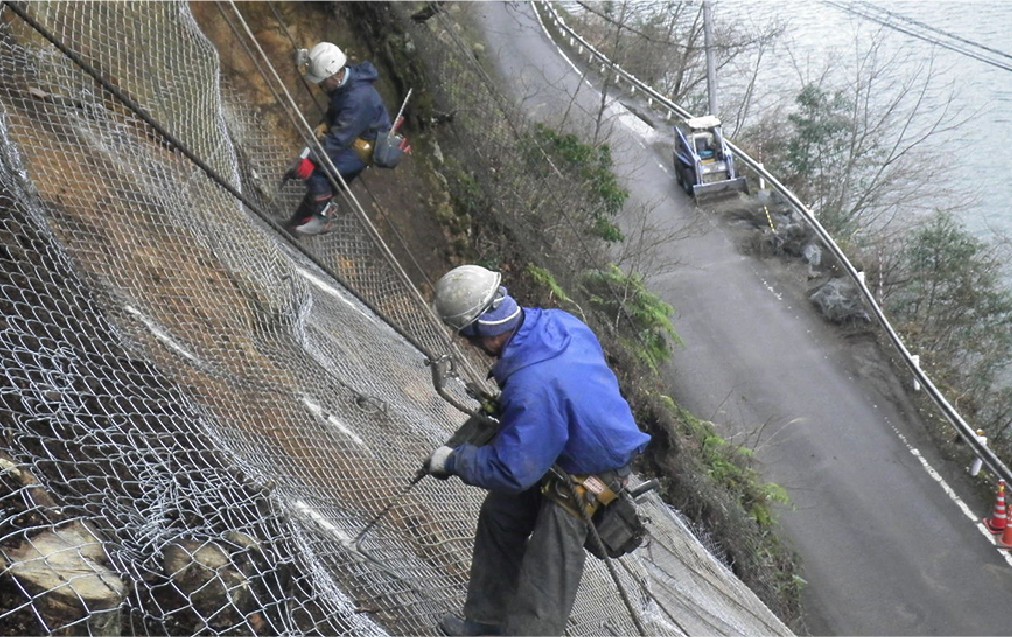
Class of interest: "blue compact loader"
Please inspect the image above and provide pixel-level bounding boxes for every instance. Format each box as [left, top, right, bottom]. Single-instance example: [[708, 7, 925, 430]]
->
[[673, 115, 748, 201]]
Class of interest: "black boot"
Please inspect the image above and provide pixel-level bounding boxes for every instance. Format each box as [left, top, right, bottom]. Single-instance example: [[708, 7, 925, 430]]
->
[[286, 194, 331, 235], [438, 614, 501, 636]]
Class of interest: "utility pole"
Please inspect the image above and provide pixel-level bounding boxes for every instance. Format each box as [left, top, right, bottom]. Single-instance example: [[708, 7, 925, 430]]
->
[[703, 0, 718, 116]]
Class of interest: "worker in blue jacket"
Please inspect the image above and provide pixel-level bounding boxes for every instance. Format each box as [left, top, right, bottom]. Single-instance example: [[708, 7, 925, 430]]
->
[[286, 42, 391, 236], [426, 264, 651, 636]]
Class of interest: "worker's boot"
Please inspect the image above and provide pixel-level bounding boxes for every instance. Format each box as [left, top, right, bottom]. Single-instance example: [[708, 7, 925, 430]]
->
[[438, 614, 501, 636], [286, 194, 335, 236]]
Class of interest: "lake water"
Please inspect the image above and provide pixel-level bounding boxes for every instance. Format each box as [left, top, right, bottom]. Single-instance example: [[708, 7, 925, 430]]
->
[[715, 0, 1012, 241], [567, 0, 1012, 241]]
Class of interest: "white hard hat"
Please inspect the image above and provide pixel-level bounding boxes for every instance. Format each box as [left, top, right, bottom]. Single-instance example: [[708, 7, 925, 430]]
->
[[305, 42, 348, 84], [434, 265, 502, 331]]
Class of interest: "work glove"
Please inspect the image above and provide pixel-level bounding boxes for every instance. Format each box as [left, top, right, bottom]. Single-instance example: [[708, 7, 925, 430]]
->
[[292, 157, 315, 180], [465, 383, 500, 414], [314, 123, 330, 141], [422, 445, 455, 480], [281, 148, 316, 184], [282, 157, 315, 182]]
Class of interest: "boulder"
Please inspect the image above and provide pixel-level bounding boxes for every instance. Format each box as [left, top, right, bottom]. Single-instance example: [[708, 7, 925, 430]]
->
[[1, 522, 123, 636]]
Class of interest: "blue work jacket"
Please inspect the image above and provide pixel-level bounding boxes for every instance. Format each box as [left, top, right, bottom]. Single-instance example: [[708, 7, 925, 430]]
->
[[450, 308, 651, 493], [316, 61, 391, 178]]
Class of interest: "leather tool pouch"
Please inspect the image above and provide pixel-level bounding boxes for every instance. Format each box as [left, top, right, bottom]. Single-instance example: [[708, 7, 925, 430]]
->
[[543, 470, 646, 560], [584, 489, 645, 560], [352, 137, 374, 166]]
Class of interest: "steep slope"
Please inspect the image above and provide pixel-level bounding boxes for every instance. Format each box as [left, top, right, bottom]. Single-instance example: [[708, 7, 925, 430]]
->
[[0, 1, 792, 634]]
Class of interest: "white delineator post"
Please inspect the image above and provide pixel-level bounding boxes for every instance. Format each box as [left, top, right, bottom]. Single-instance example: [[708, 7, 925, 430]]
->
[[970, 429, 988, 476], [911, 354, 921, 391]]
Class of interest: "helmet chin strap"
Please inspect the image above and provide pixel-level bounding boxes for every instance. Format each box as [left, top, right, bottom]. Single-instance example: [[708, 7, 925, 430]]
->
[[334, 67, 350, 88]]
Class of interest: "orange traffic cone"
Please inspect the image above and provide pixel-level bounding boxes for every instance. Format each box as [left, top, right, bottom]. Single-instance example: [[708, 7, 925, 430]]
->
[[984, 480, 1007, 534], [997, 506, 1012, 549]]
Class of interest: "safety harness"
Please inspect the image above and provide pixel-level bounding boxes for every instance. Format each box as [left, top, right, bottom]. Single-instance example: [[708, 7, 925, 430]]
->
[[541, 467, 627, 519], [543, 465, 648, 561], [351, 89, 412, 168]]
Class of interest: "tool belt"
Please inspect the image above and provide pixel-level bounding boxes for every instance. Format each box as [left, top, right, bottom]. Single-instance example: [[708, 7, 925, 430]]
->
[[352, 137, 374, 166], [542, 466, 645, 560], [542, 468, 624, 519]]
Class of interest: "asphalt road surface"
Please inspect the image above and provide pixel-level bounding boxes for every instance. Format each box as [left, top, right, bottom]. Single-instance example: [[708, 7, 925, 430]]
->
[[471, 3, 1012, 635]]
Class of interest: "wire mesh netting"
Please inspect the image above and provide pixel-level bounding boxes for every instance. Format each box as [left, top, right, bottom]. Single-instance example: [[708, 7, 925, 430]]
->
[[0, 1, 791, 635]]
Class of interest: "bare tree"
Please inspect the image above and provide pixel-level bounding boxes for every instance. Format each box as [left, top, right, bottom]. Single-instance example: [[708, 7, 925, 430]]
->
[[746, 28, 977, 240], [611, 196, 707, 281], [568, 0, 784, 124]]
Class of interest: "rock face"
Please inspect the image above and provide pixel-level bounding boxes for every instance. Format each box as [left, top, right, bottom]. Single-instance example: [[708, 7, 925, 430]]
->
[[1, 522, 124, 636], [157, 533, 269, 635]]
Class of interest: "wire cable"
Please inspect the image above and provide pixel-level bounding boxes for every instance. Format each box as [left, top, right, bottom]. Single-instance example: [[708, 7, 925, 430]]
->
[[259, 2, 435, 290], [0, 0, 432, 366], [822, 0, 1012, 73]]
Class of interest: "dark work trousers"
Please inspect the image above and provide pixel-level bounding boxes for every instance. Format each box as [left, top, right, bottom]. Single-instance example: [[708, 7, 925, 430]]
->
[[306, 148, 367, 198], [287, 149, 366, 230], [463, 486, 589, 636]]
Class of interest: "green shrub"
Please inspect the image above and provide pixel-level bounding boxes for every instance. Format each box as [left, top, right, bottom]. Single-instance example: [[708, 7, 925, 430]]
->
[[581, 264, 679, 371]]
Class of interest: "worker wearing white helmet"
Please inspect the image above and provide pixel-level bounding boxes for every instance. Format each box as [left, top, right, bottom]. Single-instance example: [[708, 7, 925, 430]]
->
[[304, 41, 348, 85], [426, 264, 652, 636], [285, 42, 392, 236]]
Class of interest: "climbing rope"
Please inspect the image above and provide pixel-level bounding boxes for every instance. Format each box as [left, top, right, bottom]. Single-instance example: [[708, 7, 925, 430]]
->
[[217, 1, 479, 383], [0, 0, 435, 385], [258, 1, 436, 291]]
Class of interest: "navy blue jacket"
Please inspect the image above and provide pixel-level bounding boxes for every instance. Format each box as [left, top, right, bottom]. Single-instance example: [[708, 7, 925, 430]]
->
[[450, 308, 651, 493], [322, 61, 391, 154]]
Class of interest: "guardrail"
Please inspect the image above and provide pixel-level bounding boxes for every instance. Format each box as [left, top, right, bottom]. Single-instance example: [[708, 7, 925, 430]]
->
[[536, 1, 1012, 485]]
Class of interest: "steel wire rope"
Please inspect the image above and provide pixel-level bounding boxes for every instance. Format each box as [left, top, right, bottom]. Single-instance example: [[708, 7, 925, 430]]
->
[[217, 0, 488, 393], [0, 0, 444, 402], [214, 0, 453, 352], [215, 5, 521, 614], [260, 0, 438, 294], [536, 0, 1012, 488], [848, 0, 1012, 63], [264, 1, 326, 112], [821, 0, 1012, 73], [217, 0, 491, 562], [218, 3, 495, 486]]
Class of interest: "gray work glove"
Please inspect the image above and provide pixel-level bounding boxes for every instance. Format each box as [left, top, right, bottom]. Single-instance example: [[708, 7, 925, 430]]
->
[[422, 445, 455, 480]]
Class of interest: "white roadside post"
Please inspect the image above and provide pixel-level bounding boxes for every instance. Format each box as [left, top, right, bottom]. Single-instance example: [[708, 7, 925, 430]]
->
[[970, 429, 988, 476], [911, 354, 921, 391]]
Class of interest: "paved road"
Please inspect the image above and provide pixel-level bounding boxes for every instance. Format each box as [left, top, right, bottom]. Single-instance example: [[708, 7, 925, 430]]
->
[[472, 3, 1012, 635]]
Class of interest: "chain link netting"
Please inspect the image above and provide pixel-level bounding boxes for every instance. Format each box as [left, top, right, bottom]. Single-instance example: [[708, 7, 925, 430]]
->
[[0, 1, 790, 635]]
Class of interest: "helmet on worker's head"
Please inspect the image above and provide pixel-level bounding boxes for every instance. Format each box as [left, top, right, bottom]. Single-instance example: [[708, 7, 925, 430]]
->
[[305, 42, 348, 84], [434, 265, 501, 331], [434, 265, 521, 337]]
